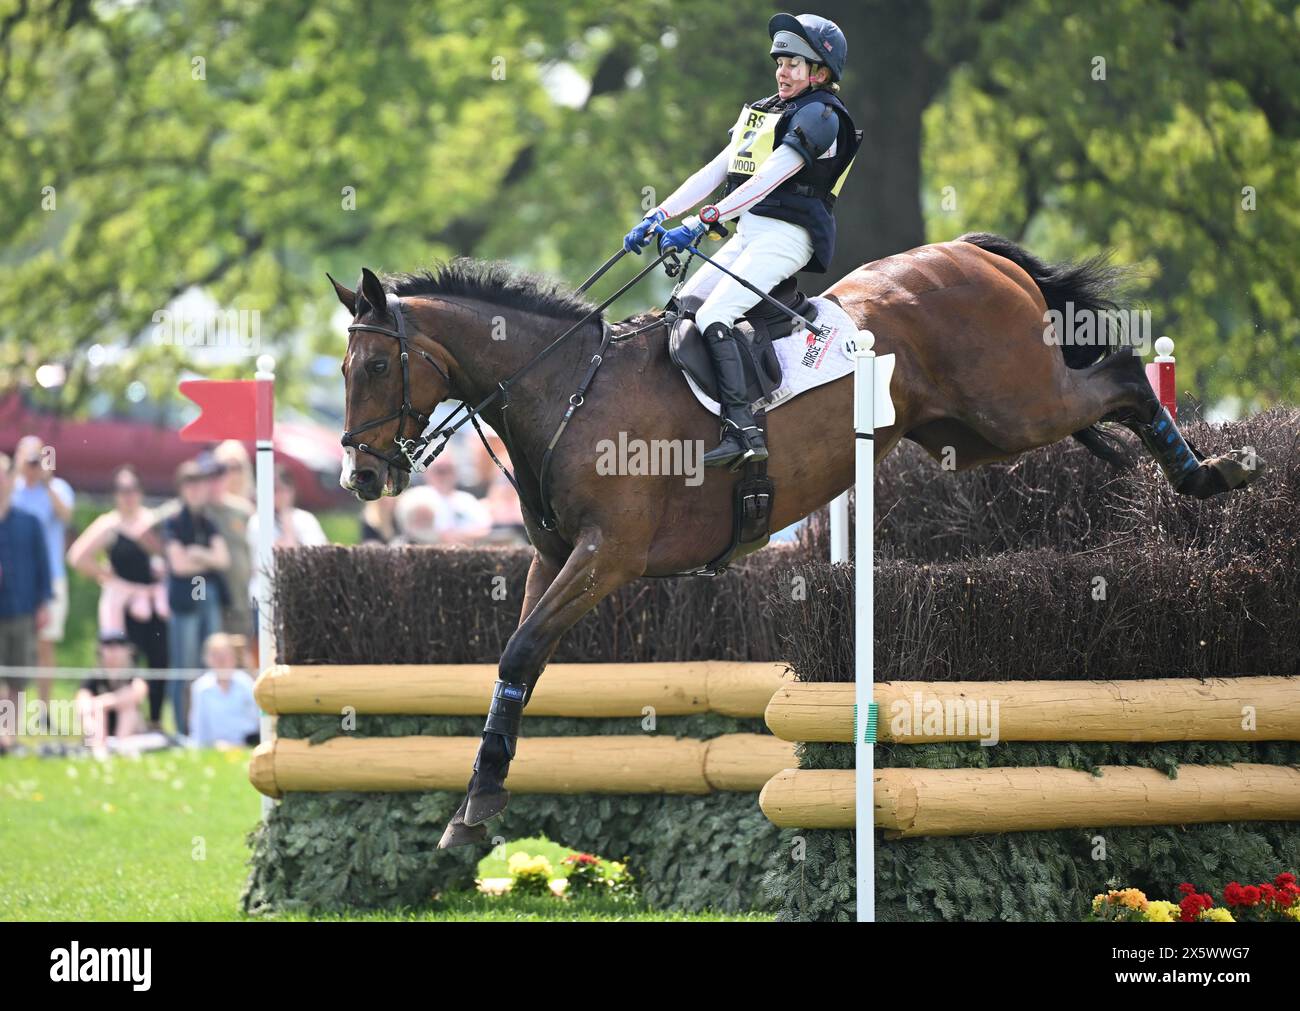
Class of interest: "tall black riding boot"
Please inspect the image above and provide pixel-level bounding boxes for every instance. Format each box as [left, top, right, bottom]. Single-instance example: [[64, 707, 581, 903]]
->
[[701, 322, 769, 469]]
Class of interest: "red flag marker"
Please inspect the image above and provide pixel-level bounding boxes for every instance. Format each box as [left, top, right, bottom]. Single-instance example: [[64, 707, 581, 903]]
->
[[179, 378, 274, 442]]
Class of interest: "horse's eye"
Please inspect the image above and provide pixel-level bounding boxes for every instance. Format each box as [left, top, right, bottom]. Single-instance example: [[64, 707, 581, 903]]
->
[[368, 359, 388, 375]]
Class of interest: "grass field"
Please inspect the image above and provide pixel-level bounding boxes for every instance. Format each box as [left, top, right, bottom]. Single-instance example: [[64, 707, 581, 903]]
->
[[0, 748, 769, 922]]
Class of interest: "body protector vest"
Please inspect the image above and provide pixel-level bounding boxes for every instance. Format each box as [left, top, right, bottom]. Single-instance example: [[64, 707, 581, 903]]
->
[[719, 87, 862, 273]]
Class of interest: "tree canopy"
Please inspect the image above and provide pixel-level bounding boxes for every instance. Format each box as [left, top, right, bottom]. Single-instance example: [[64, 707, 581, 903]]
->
[[2, 0, 1296, 410]]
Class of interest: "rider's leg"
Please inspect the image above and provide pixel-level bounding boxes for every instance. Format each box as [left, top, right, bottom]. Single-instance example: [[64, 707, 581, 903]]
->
[[674, 230, 748, 308], [695, 215, 815, 468]]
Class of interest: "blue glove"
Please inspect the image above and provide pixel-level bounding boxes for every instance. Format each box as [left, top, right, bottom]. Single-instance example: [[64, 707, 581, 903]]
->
[[657, 215, 705, 254], [623, 208, 668, 254]]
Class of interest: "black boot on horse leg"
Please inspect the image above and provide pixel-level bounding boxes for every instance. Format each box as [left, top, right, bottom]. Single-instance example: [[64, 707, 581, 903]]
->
[[1092, 351, 1266, 499], [437, 680, 527, 848], [464, 680, 526, 825], [1125, 403, 1263, 499], [701, 322, 769, 470]]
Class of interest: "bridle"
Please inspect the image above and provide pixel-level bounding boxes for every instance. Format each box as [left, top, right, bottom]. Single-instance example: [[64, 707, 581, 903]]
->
[[342, 293, 452, 473], [339, 247, 680, 527]]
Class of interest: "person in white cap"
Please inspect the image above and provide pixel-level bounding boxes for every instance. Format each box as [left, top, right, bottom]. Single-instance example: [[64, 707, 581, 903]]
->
[[624, 13, 862, 469]]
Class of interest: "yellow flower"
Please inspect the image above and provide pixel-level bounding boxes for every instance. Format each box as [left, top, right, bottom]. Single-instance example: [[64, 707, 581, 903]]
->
[[1202, 907, 1234, 923], [1144, 901, 1179, 922], [507, 852, 554, 878], [1284, 906, 1300, 922]]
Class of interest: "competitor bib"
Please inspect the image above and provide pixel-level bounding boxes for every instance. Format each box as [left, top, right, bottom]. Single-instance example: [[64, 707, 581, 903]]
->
[[727, 104, 778, 179], [727, 101, 857, 196]]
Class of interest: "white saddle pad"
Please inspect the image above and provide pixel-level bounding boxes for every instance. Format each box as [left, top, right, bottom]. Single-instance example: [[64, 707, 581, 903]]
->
[[684, 295, 882, 417]]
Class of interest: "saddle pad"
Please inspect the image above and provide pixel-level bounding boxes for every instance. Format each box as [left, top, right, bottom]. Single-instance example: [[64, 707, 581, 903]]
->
[[684, 295, 868, 417]]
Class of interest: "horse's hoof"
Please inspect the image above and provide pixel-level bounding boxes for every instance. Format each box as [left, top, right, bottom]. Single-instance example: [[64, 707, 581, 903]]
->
[[463, 789, 510, 827], [1181, 450, 1267, 499], [438, 811, 489, 849], [1212, 449, 1266, 490]]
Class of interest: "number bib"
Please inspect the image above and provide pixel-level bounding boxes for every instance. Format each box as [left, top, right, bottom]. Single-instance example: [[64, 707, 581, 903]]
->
[[726, 104, 778, 179]]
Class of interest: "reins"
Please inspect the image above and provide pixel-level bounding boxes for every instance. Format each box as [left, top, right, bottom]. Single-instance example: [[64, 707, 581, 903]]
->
[[342, 246, 681, 529]]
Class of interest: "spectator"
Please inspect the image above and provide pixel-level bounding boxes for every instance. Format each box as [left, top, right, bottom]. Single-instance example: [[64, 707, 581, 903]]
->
[[75, 634, 149, 757], [162, 459, 230, 736], [484, 472, 528, 545], [246, 465, 327, 604], [213, 440, 254, 500], [246, 466, 326, 661], [360, 495, 398, 544], [12, 435, 74, 714], [394, 455, 491, 545], [66, 464, 170, 730], [188, 632, 260, 748], [207, 444, 255, 644], [0, 452, 52, 755]]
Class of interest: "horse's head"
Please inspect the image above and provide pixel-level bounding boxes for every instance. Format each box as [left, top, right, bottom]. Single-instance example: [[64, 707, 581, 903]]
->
[[330, 267, 453, 501]]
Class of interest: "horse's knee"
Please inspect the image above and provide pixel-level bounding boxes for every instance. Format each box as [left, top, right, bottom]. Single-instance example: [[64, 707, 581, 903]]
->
[[499, 631, 545, 688]]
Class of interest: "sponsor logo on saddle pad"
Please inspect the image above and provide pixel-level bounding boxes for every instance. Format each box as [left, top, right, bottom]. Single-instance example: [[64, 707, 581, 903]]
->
[[801, 325, 834, 369]]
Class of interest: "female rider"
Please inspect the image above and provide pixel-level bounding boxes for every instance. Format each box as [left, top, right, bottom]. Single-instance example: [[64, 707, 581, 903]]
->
[[624, 12, 861, 469]]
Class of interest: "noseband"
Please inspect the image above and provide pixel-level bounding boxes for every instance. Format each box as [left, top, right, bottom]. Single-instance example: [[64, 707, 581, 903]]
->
[[342, 293, 452, 473]]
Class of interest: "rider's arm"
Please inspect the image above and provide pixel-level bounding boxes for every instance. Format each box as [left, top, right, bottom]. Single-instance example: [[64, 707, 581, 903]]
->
[[654, 146, 730, 220], [710, 144, 805, 221]]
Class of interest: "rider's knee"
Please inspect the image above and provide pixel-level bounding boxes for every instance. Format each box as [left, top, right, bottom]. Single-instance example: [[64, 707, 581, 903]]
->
[[695, 308, 738, 334]]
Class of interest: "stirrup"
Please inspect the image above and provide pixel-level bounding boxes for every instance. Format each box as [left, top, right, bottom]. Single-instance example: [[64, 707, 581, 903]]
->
[[731, 425, 768, 471], [703, 420, 747, 468]]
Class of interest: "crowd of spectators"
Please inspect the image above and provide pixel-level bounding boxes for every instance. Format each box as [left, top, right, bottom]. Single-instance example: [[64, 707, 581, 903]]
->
[[0, 428, 527, 757]]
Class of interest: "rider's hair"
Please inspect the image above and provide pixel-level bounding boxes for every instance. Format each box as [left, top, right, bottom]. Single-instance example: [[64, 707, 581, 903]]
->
[[810, 62, 839, 92]]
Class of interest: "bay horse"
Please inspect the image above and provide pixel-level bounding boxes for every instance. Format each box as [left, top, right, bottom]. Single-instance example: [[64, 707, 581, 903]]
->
[[330, 233, 1262, 849]]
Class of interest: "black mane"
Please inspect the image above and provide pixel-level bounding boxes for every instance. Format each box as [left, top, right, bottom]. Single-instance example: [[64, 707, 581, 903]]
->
[[385, 258, 600, 324]]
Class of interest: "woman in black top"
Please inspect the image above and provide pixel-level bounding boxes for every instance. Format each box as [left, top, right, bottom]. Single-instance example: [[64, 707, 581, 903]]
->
[[67, 465, 170, 727]]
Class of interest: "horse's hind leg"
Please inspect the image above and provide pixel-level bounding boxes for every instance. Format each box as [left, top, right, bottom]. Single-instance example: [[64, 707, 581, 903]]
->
[[1090, 351, 1266, 499], [438, 530, 643, 849]]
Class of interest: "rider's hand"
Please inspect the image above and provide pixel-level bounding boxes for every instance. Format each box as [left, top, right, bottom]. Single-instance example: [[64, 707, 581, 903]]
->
[[623, 208, 668, 254], [657, 215, 705, 255]]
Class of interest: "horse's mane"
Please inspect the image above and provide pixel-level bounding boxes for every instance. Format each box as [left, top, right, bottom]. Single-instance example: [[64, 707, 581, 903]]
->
[[386, 258, 601, 325]]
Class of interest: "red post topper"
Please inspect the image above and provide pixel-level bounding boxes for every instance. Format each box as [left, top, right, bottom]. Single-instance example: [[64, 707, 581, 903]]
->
[[1145, 336, 1176, 419], [178, 378, 274, 442]]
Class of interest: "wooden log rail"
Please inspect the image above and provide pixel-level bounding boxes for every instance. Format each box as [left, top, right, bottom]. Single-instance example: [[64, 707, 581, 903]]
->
[[250, 733, 797, 800], [758, 764, 1300, 836], [255, 661, 791, 718], [765, 677, 1300, 743]]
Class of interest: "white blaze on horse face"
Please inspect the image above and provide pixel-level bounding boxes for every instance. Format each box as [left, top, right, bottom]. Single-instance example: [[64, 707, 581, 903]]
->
[[339, 446, 357, 491]]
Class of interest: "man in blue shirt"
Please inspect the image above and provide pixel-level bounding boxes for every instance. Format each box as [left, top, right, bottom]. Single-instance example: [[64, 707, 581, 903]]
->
[[12, 436, 74, 695], [0, 451, 53, 753]]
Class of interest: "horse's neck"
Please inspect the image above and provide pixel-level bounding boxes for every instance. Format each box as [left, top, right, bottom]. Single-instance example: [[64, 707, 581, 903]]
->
[[446, 303, 597, 461]]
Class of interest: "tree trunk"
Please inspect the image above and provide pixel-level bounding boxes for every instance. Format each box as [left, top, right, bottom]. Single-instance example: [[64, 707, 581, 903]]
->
[[816, 0, 943, 277]]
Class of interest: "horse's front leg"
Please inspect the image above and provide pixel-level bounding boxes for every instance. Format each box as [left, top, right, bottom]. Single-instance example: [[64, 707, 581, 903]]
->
[[438, 530, 642, 848]]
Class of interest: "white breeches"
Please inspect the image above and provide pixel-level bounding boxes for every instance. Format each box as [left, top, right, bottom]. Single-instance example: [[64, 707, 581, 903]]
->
[[676, 212, 814, 332]]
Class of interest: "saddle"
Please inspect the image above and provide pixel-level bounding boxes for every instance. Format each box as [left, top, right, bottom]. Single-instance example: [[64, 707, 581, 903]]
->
[[666, 276, 820, 406], [656, 276, 821, 577]]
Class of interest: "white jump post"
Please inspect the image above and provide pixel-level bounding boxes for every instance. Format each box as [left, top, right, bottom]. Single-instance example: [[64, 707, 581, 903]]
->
[[852, 340, 877, 924], [254, 354, 276, 816]]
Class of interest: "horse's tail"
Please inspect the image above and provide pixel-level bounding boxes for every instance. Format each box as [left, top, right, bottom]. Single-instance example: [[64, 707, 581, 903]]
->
[[958, 231, 1139, 468]]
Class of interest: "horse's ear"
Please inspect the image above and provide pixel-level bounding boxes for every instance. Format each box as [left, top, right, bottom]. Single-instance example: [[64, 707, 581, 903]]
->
[[327, 273, 357, 314], [359, 267, 388, 319]]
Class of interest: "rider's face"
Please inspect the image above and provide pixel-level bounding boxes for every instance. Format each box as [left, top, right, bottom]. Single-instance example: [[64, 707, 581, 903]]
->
[[775, 55, 816, 100]]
